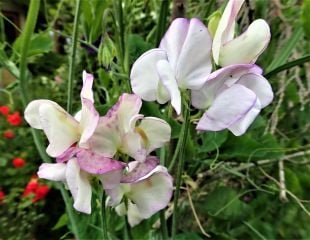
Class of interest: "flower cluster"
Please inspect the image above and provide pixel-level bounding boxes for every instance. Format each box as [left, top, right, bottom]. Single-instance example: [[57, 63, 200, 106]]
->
[[131, 0, 273, 136], [22, 176, 50, 203], [25, 71, 173, 226]]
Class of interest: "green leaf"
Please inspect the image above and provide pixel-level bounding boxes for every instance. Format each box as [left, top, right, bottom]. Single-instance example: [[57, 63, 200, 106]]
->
[[52, 213, 68, 230], [175, 232, 204, 240], [301, 0, 310, 38], [197, 131, 228, 153]]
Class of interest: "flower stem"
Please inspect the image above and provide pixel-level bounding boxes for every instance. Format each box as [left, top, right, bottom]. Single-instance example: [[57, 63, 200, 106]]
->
[[67, 0, 82, 114], [171, 99, 190, 238], [101, 190, 109, 239], [156, 0, 169, 46]]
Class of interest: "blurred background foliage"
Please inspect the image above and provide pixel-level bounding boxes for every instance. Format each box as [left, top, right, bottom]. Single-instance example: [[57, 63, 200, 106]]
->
[[0, 0, 309, 239]]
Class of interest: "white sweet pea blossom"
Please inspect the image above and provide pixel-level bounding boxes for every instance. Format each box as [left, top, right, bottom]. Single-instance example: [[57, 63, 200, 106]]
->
[[89, 93, 171, 162], [106, 157, 173, 227], [212, 0, 271, 66], [192, 64, 274, 136], [130, 18, 212, 115]]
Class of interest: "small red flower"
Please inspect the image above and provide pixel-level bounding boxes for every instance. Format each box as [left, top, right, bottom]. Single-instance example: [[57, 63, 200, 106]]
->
[[7, 112, 22, 126], [3, 130, 15, 139], [23, 177, 39, 197], [12, 157, 26, 168], [0, 191, 5, 203], [33, 185, 50, 202], [0, 105, 10, 116]]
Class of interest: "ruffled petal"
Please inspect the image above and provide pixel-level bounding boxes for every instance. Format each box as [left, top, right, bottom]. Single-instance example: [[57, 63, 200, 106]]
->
[[127, 201, 144, 227], [121, 132, 146, 162], [127, 166, 173, 219], [37, 163, 66, 181], [138, 117, 171, 154], [130, 49, 167, 101], [81, 71, 94, 103], [76, 149, 125, 175], [228, 98, 261, 136], [175, 18, 212, 90], [156, 60, 181, 115], [56, 147, 81, 163], [66, 158, 92, 214], [99, 169, 124, 190], [196, 84, 258, 132], [212, 0, 244, 64], [237, 73, 274, 108], [38, 102, 80, 157], [219, 19, 271, 66], [159, 18, 189, 71]]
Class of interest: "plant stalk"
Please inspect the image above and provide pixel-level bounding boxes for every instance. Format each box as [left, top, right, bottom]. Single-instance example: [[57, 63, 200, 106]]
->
[[156, 0, 169, 46], [171, 99, 190, 238]]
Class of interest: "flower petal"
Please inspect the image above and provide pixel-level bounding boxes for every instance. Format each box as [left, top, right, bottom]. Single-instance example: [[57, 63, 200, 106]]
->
[[56, 147, 81, 163], [121, 157, 160, 183], [79, 98, 99, 145], [100, 169, 124, 190], [237, 73, 274, 108], [76, 149, 125, 175], [160, 18, 189, 71], [128, 166, 173, 219], [66, 158, 92, 214], [81, 71, 94, 102], [127, 201, 144, 227], [220, 19, 271, 66], [37, 163, 66, 181], [196, 84, 258, 133], [212, 0, 244, 64], [130, 49, 167, 101], [38, 102, 80, 157], [156, 59, 181, 115], [175, 18, 212, 90], [121, 132, 146, 162], [138, 117, 171, 154]]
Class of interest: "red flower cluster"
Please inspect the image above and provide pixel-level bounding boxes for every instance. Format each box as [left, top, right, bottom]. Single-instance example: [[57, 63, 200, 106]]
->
[[0, 105, 10, 116], [12, 157, 26, 168], [7, 112, 22, 126], [3, 130, 15, 139], [0, 191, 5, 203], [23, 177, 50, 202]]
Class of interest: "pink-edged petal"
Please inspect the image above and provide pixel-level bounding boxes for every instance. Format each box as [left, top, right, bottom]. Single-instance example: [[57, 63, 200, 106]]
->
[[24, 100, 60, 129], [138, 117, 171, 154], [191, 64, 262, 109], [38, 102, 80, 157], [121, 132, 146, 162], [106, 185, 127, 207], [237, 73, 274, 108], [156, 60, 181, 115], [99, 169, 124, 190], [89, 117, 120, 157], [56, 146, 81, 163], [76, 150, 125, 175], [213, 0, 244, 64], [127, 166, 173, 219], [176, 18, 212, 90], [121, 157, 159, 183], [228, 98, 261, 136], [79, 98, 99, 145], [107, 93, 142, 133], [127, 201, 144, 227], [130, 49, 167, 101], [220, 19, 271, 66], [196, 84, 258, 132], [81, 71, 94, 103], [159, 18, 190, 71], [66, 158, 92, 214], [37, 163, 66, 181]]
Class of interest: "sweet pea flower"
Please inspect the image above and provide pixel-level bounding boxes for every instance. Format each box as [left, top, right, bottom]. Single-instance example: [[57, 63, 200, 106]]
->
[[130, 18, 212, 115], [106, 157, 173, 226], [192, 64, 273, 136], [89, 93, 171, 162], [212, 0, 271, 66]]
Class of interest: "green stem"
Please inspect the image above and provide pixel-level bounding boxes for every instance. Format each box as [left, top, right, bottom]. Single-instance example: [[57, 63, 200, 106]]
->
[[101, 191, 109, 240], [171, 99, 190, 238], [67, 0, 82, 113], [155, 0, 169, 46], [264, 55, 310, 78]]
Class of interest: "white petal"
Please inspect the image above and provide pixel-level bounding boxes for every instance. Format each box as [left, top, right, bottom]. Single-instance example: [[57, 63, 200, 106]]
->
[[156, 59, 181, 115], [81, 71, 94, 102], [138, 117, 171, 154], [130, 49, 167, 101], [212, 0, 244, 64], [237, 73, 274, 108], [115, 202, 127, 216], [127, 201, 144, 227], [196, 84, 258, 132], [66, 158, 92, 214], [37, 163, 66, 181], [38, 103, 80, 157], [121, 132, 146, 162], [219, 19, 271, 66], [175, 18, 212, 90], [99, 169, 124, 190]]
